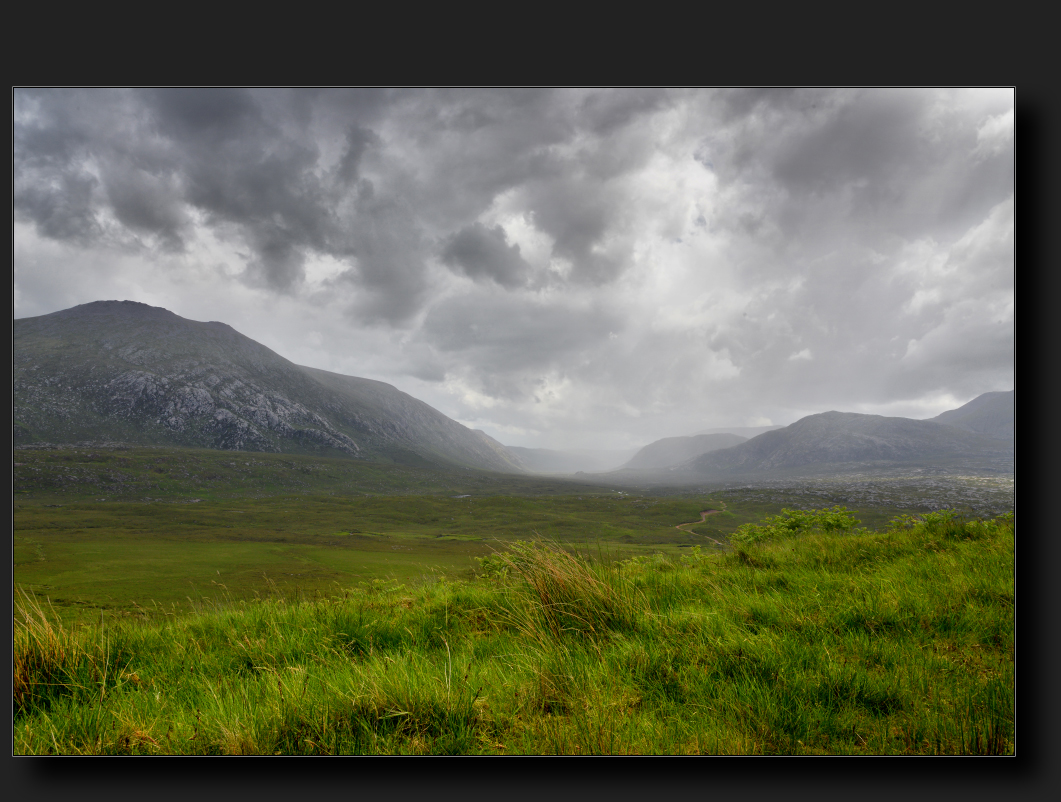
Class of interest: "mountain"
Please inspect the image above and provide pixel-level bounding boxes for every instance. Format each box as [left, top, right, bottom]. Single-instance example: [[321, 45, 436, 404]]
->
[[618, 433, 747, 472], [929, 391, 1013, 439], [689, 425, 784, 438], [13, 301, 524, 473], [505, 446, 640, 475], [687, 411, 1013, 477]]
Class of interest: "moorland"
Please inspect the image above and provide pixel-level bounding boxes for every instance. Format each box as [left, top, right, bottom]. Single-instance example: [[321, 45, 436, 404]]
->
[[14, 445, 1014, 755]]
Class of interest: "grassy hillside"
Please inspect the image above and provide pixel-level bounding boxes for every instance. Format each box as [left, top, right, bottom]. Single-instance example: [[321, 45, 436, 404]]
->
[[14, 509, 1014, 755]]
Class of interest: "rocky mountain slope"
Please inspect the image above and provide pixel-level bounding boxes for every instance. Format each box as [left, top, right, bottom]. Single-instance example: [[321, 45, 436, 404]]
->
[[618, 433, 747, 472], [13, 301, 524, 473], [929, 390, 1014, 439]]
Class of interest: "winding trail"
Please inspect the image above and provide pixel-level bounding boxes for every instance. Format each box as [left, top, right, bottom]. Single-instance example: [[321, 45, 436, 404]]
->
[[676, 503, 728, 547]]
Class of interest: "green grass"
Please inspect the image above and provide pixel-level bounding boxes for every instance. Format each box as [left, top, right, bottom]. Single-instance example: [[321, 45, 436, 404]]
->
[[13, 510, 1013, 755], [14, 446, 977, 626], [14, 492, 735, 623], [13, 444, 1014, 754]]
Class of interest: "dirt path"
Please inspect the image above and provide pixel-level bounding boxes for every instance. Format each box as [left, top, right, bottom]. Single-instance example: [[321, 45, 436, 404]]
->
[[676, 506, 727, 547]]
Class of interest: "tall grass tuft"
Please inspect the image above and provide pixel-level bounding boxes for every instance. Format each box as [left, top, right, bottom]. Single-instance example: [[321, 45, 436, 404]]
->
[[13, 589, 121, 717], [488, 541, 642, 642]]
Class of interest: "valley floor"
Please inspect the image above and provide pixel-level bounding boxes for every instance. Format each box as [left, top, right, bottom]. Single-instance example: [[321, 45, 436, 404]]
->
[[15, 510, 1014, 755]]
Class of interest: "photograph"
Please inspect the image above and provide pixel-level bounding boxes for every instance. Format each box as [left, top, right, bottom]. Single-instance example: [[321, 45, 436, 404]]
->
[[13, 87, 1014, 755]]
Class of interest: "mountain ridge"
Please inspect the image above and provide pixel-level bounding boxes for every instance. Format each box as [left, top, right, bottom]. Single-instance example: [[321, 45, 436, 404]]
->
[[14, 301, 1014, 483], [686, 409, 1012, 477], [929, 391, 1013, 439], [617, 433, 747, 472], [14, 301, 524, 473]]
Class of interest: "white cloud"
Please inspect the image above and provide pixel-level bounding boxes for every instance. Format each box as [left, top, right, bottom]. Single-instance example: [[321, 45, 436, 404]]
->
[[974, 108, 1014, 158]]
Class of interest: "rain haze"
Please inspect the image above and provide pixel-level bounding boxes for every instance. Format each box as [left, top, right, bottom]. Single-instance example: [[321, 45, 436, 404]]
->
[[13, 88, 1014, 452]]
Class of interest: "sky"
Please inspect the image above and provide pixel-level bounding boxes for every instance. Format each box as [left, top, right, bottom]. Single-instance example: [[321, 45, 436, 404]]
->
[[13, 88, 1014, 451]]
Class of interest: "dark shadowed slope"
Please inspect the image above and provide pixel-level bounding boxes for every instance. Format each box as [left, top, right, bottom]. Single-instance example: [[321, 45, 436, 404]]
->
[[686, 411, 1013, 477], [929, 391, 1014, 439], [619, 433, 747, 471], [13, 301, 524, 473]]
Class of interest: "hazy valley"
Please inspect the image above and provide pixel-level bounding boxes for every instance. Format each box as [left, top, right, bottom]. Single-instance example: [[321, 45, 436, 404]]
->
[[13, 300, 1015, 756]]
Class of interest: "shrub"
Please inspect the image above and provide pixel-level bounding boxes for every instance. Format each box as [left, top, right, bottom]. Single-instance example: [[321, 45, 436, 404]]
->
[[887, 509, 1013, 541], [730, 505, 864, 548]]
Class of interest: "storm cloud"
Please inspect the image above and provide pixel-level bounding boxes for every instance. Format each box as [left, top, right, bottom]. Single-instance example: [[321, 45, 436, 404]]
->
[[441, 223, 536, 288], [14, 88, 1014, 450]]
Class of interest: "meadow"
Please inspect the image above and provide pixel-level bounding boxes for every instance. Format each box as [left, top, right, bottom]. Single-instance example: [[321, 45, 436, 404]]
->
[[14, 508, 1014, 755], [12, 446, 1014, 754], [14, 445, 917, 624], [14, 493, 727, 623]]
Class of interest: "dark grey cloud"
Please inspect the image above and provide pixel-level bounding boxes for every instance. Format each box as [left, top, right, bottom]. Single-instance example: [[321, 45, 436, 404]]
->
[[14, 88, 672, 315], [102, 162, 188, 251], [140, 87, 262, 150], [358, 89, 575, 231], [335, 125, 379, 185], [337, 194, 429, 324], [703, 88, 1014, 246], [15, 171, 101, 244], [15, 88, 396, 300], [440, 223, 535, 288], [579, 88, 672, 136], [359, 88, 665, 287], [15, 88, 1013, 447], [523, 176, 626, 285]]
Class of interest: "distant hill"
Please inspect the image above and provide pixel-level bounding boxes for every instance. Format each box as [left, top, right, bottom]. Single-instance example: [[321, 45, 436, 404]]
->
[[14, 301, 524, 473], [689, 425, 784, 438], [505, 446, 639, 474], [929, 391, 1013, 439], [618, 433, 747, 471], [687, 411, 1012, 477]]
